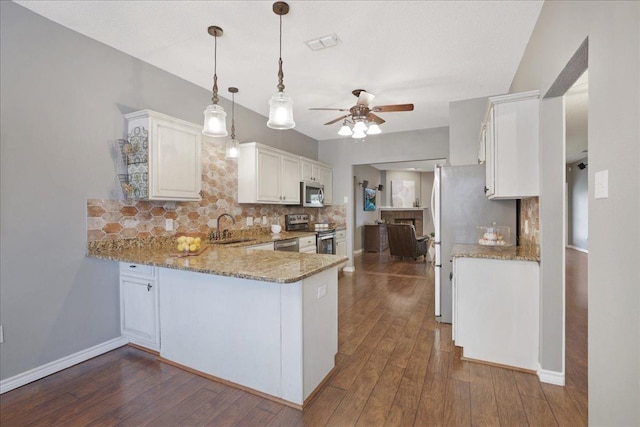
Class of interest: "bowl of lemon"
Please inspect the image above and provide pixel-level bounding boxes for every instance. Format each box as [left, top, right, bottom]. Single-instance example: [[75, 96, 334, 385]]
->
[[175, 235, 203, 254]]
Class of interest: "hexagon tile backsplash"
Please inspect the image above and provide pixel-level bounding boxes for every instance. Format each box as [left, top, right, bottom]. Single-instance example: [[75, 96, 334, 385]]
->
[[87, 141, 346, 242]]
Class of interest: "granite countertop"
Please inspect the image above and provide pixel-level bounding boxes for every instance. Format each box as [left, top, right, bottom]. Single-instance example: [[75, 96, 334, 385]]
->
[[87, 232, 346, 284], [451, 244, 540, 262]]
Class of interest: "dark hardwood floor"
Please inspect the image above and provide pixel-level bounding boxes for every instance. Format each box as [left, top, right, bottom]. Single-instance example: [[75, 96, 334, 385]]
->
[[0, 250, 587, 426]]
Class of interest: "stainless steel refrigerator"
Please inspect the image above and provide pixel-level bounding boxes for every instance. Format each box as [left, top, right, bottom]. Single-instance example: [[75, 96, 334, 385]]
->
[[431, 164, 517, 323]]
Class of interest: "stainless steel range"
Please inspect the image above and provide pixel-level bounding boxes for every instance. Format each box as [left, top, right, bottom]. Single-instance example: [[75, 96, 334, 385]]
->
[[285, 214, 336, 255]]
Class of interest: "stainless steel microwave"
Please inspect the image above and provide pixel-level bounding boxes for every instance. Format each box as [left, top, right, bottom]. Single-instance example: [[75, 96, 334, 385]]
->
[[300, 181, 324, 207]]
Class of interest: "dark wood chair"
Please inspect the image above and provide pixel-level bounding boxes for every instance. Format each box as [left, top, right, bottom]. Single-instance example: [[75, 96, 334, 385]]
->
[[386, 224, 429, 261]]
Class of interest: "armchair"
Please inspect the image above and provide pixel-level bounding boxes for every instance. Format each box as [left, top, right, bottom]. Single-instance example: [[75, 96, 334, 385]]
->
[[386, 224, 429, 261]]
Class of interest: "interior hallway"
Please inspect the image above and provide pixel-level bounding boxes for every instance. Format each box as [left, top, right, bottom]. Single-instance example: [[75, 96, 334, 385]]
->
[[0, 250, 587, 425]]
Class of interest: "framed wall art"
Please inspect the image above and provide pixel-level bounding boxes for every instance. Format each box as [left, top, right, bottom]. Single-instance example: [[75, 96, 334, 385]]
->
[[364, 187, 377, 211]]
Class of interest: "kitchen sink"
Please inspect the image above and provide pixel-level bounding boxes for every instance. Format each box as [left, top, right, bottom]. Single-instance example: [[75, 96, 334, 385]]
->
[[211, 237, 257, 245]]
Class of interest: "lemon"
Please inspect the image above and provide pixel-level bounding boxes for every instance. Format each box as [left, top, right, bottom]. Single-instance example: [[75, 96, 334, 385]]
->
[[194, 237, 202, 245], [177, 236, 187, 243], [189, 243, 197, 252], [187, 236, 194, 244]]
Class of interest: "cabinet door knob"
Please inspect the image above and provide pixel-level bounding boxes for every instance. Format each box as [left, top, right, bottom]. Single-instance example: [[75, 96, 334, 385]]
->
[[147, 283, 152, 292]]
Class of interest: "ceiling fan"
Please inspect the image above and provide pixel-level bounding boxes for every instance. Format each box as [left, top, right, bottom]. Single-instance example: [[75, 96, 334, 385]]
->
[[310, 89, 414, 138]]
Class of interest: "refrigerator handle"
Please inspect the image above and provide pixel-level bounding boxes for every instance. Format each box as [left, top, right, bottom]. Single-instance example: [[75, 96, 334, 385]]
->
[[431, 167, 439, 225]]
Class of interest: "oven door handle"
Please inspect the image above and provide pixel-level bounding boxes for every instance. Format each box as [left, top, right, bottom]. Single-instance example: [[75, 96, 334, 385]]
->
[[317, 234, 335, 241]]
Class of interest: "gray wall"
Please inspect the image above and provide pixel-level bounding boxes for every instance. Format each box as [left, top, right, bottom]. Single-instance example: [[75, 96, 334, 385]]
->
[[319, 127, 449, 269], [0, 2, 317, 381], [510, 1, 639, 424], [567, 158, 589, 250], [353, 165, 382, 251], [449, 96, 490, 166]]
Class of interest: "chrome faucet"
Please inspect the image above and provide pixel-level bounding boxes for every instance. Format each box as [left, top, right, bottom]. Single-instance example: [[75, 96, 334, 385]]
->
[[212, 213, 235, 240]]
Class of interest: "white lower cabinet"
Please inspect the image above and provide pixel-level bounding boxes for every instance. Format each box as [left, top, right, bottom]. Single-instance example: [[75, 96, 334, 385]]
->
[[298, 235, 317, 253], [335, 230, 346, 259], [453, 257, 539, 371], [119, 263, 160, 351], [335, 230, 346, 270]]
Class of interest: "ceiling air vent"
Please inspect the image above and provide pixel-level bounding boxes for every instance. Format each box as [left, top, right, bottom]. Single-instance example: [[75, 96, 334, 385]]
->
[[304, 33, 341, 51]]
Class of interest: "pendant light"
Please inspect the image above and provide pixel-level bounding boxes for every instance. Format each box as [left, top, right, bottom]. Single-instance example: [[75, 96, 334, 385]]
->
[[225, 87, 239, 160], [267, 2, 295, 130], [202, 26, 228, 137]]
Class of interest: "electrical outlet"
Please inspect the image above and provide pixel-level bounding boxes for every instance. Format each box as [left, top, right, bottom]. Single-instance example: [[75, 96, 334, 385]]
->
[[317, 284, 327, 299], [262, 216, 268, 225], [343, 196, 348, 203], [246, 217, 253, 226], [165, 219, 173, 231], [0, 325, 4, 344]]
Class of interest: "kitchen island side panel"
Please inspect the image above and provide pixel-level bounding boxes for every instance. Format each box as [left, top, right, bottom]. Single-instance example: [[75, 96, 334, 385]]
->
[[158, 268, 283, 397]]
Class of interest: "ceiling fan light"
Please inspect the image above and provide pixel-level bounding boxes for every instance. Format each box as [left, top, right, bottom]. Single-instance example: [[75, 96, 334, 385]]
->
[[352, 129, 366, 139], [203, 104, 228, 137], [353, 121, 367, 133], [338, 124, 353, 136], [367, 123, 381, 135], [267, 91, 295, 129]]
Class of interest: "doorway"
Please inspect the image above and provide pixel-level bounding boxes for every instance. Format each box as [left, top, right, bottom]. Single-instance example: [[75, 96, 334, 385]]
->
[[563, 70, 589, 416]]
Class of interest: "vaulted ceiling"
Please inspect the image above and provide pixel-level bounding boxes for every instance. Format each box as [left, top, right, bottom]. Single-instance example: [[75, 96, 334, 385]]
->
[[16, 0, 544, 141]]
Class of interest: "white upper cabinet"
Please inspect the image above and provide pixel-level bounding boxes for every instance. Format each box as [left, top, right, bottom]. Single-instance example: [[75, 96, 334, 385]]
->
[[124, 110, 202, 201], [301, 159, 333, 205], [319, 166, 333, 205], [238, 142, 301, 204], [482, 91, 539, 199]]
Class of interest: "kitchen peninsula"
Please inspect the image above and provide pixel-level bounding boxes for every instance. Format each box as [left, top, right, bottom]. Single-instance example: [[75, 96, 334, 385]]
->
[[88, 238, 346, 408]]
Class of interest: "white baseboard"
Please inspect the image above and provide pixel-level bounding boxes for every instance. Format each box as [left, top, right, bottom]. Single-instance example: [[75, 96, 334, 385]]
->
[[0, 336, 129, 394], [567, 245, 588, 254], [537, 367, 565, 386], [353, 249, 363, 256], [343, 266, 355, 273]]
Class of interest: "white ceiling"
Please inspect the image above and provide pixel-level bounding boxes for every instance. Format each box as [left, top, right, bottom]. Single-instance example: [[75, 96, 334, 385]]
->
[[15, 0, 544, 141]]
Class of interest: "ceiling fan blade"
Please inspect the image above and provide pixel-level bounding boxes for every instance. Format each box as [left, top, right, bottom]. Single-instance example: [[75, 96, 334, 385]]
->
[[357, 91, 375, 107], [367, 113, 386, 125], [372, 104, 414, 112], [309, 107, 349, 111], [324, 114, 350, 125]]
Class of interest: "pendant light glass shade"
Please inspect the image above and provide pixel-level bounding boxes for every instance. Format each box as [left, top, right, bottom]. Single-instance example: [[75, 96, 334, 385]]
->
[[338, 123, 353, 136], [366, 123, 381, 135], [225, 138, 239, 159], [352, 128, 367, 139], [267, 91, 295, 129], [353, 121, 367, 133], [203, 104, 228, 137]]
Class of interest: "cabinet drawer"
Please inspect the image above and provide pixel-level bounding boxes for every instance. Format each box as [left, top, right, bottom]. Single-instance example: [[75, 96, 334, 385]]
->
[[335, 230, 346, 240], [120, 262, 156, 278], [299, 235, 317, 250]]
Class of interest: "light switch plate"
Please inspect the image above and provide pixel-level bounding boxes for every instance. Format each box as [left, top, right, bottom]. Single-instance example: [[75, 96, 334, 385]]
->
[[246, 217, 253, 226], [343, 196, 348, 203], [595, 170, 609, 199]]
